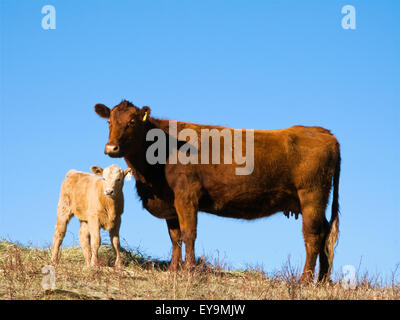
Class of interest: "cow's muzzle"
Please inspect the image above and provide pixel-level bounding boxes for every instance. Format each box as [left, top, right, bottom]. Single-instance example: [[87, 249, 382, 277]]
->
[[104, 143, 122, 157]]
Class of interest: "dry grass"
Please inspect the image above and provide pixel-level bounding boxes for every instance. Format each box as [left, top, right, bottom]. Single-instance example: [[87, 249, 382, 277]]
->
[[0, 240, 398, 300]]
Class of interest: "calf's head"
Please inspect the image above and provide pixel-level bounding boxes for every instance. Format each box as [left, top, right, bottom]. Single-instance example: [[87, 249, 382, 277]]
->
[[94, 100, 151, 158], [90, 165, 132, 198]]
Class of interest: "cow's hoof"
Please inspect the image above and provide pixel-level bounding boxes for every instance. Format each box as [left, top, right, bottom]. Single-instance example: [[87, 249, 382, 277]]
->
[[168, 262, 181, 272]]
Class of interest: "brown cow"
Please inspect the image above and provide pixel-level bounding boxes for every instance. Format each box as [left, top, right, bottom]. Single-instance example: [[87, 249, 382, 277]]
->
[[51, 165, 132, 267], [94, 100, 340, 282]]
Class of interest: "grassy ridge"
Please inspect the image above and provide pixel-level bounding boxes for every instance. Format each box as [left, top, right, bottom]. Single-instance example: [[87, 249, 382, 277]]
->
[[0, 240, 398, 300]]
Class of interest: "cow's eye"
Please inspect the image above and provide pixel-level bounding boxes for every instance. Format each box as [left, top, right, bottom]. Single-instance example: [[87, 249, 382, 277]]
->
[[129, 119, 135, 126], [117, 178, 121, 182]]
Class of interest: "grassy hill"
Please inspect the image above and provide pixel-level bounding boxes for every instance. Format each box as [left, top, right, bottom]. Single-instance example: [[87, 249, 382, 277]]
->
[[0, 240, 398, 300]]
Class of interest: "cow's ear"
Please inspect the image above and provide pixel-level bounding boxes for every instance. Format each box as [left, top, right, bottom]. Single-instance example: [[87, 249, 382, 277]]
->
[[94, 104, 110, 119], [141, 106, 151, 122], [90, 166, 103, 176]]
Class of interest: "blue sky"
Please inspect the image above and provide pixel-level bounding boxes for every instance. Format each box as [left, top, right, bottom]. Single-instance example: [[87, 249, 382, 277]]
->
[[1, 1, 399, 282]]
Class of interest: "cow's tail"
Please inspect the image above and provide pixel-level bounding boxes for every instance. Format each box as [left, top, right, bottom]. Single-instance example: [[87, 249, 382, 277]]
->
[[325, 146, 341, 280]]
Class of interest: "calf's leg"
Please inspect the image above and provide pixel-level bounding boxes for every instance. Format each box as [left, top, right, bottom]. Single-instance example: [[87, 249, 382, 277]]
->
[[109, 218, 122, 268], [51, 206, 73, 264], [88, 218, 101, 267], [79, 221, 91, 267]]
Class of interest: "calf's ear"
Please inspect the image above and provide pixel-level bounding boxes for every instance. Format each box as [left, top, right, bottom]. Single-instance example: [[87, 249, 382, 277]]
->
[[94, 104, 110, 119], [90, 166, 104, 176], [124, 168, 133, 177], [141, 106, 151, 122]]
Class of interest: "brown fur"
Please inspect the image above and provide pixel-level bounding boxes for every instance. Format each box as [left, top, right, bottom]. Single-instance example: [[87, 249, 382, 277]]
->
[[95, 100, 340, 281]]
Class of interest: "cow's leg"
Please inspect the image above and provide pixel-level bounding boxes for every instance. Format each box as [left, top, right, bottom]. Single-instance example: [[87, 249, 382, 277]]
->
[[88, 218, 101, 267], [109, 218, 122, 268], [317, 218, 331, 282], [166, 218, 182, 271], [79, 221, 91, 267], [175, 201, 197, 268], [298, 190, 329, 282], [174, 197, 198, 269], [51, 206, 73, 264]]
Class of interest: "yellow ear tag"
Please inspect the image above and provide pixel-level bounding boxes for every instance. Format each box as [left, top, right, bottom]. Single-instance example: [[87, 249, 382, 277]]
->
[[142, 111, 148, 122]]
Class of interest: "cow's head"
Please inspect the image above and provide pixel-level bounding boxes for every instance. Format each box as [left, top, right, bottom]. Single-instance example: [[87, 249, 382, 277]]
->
[[90, 164, 132, 198], [94, 100, 151, 158]]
